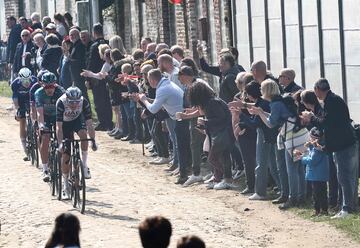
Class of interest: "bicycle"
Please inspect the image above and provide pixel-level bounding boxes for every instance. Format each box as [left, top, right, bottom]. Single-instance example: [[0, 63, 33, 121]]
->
[[40, 127, 61, 200], [63, 138, 93, 214], [25, 111, 39, 167]]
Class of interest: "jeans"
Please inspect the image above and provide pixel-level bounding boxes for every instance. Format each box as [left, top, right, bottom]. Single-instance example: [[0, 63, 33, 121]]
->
[[165, 118, 178, 166], [254, 129, 279, 196], [175, 119, 192, 178], [133, 106, 143, 140], [328, 153, 340, 207], [276, 148, 289, 198], [311, 181, 328, 212], [238, 132, 256, 191], [285, 150, 306, 202], [190, 118, 205, 176], [120, 103, 129, 136], [333, 143, 359, 212], [122, 101, 135, 138]]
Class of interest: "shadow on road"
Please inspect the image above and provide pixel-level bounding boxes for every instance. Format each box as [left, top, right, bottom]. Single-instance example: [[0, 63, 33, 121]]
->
[[85, 207, 139, 222]]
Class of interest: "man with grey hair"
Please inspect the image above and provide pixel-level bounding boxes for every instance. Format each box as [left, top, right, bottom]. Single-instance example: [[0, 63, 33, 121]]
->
[[31, 12, 42, 30], [302, 78, 358, 218], [278, 68, 302, 93], [80, 30, 93, 55], [13, 29, 35, 75]]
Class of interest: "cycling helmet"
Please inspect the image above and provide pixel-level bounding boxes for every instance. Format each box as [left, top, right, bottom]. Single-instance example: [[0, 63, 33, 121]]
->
[[41, 72, 57, 85], [37, 69, 49, 82], [65, 86, 82, 101], [18, 67, 32, 79]]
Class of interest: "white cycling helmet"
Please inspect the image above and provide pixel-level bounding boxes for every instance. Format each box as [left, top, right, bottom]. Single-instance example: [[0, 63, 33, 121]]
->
[[65, 86, 82, 101], [18, 67, 32, 79]]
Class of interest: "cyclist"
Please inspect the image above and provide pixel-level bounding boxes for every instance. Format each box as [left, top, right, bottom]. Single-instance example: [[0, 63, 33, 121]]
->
[[56, 86, 97, 199], [11, 67, 37, 160], [35, 72, 65, 182], [29, 69, 48, 122]]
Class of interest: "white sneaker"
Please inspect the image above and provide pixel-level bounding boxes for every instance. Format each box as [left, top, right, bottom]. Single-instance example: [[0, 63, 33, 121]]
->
[[6, 105, 14, 111], [203, 172, 213, 181], [204, 175, 215, 184], [153, 157, 170, 165], [149, 157, 161, 164], [331, 210, 349, 219], [206, 181, 217, 189], [83, 167, 91, 179], [171, 167, 179, 176], [249, 193, 266, 200], [214, 180, 233, 190], [183, 175, 203, 187], [62, 182, 70, 200], [145, 141, 153, 149]]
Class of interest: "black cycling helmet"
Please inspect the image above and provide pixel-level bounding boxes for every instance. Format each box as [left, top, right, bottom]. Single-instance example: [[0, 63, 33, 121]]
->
[[41, 72, 57, 85], [65, 86, 82, 101]]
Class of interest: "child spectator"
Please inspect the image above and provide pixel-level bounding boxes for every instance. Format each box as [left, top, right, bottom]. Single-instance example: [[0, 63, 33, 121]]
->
[[300, 127, 329, 216]]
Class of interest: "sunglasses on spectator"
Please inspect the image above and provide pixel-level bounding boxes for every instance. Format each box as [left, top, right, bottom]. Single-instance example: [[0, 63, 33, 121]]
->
[[22, 34, 29, 37]]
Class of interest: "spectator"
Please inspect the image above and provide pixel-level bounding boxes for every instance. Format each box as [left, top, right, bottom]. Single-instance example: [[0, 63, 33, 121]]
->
[[138, 216, 172, 248], [45, 23, 63, 44], [180, 57, 199, 77], [30, 12, 42, 30], [54, 13, 69, 37], [87, 23, 113, 131], [158, 54, 182, 89], [64, 12, 74, 29], [146, 42, 157, 59], [177, 235, 206, 248], [68, 28, 88, 99], [302, 78, 359, 218], [80, 30, 93, 55], [109, 35, 126, 55], [301, 127, 329, 216], [278, 68, 302, 93], [42, 16, 52, 30], [141, 37, 152, 52], [13, 29, 35, 75], [171, 45, 185, 63], [133, 48, 145, 61], [230, 72, 257, 194], [251, 60, 278, 85], [249, 79, 309, 210], [45, 213, 81, 248], [177, 66, 209, 186], [33, 33, 46, 71], [58, 38, 73, 89], [41, 34, 62, 77], [19, 17, 33, 33], [218, 53, 240, 103], [188, 81, 235, 190], [6, 15, 22, 81]]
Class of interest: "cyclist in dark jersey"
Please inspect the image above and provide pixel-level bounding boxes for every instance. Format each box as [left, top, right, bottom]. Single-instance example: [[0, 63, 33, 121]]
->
[[35, 72, 65, 182], [29, 70, 48, 122], [56, 86, 97, 199], [11, 67, 37, 160]]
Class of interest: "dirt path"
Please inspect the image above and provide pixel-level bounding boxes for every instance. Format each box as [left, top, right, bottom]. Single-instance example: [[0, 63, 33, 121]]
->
[[0, 97, 358, 248]]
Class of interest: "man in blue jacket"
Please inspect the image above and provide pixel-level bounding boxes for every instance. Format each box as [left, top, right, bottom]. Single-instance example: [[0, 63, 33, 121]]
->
[[6, 16, 22, 82]]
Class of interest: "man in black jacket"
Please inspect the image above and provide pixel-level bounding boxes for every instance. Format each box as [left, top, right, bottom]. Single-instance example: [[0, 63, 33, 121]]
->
[[69, 28, 88, 100], [86, 23, 112, 131], [6, 16, 22, 82], [278, 68, 302, 94], [302, 78, 358, 218], [13, 29, 35, 76]]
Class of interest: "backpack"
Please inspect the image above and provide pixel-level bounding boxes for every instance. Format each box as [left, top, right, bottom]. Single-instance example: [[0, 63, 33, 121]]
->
[[272, 94, 302, 132]]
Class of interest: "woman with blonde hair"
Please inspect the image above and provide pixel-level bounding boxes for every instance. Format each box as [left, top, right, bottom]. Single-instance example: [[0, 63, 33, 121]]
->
[[109, 35, 126, 55]]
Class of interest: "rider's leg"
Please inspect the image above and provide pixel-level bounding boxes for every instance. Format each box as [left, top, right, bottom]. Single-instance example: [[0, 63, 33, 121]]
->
[[78, 129, 89, 168], [40, 134, 50, 171], [19, 118, 26, 153]]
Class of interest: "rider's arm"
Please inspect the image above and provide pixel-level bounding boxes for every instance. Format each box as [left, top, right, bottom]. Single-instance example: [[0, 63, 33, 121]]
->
[[36, 107, 45, 126], [83, 98, 95, 140], [11, 82, 19, 109], [56, 121, 63, 145], [30, 104, 37, 122]]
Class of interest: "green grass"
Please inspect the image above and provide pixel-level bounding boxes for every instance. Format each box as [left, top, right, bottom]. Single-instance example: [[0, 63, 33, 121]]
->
[[0, 81, 12, 97], [291, 202, 360, 243]]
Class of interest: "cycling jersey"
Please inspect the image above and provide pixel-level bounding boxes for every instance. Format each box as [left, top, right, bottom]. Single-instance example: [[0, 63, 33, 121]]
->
[[35, 85, 65, 118], [11, 75, 37, 110], [29, 82, 42, 106], [56, 94, 92, 122]]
